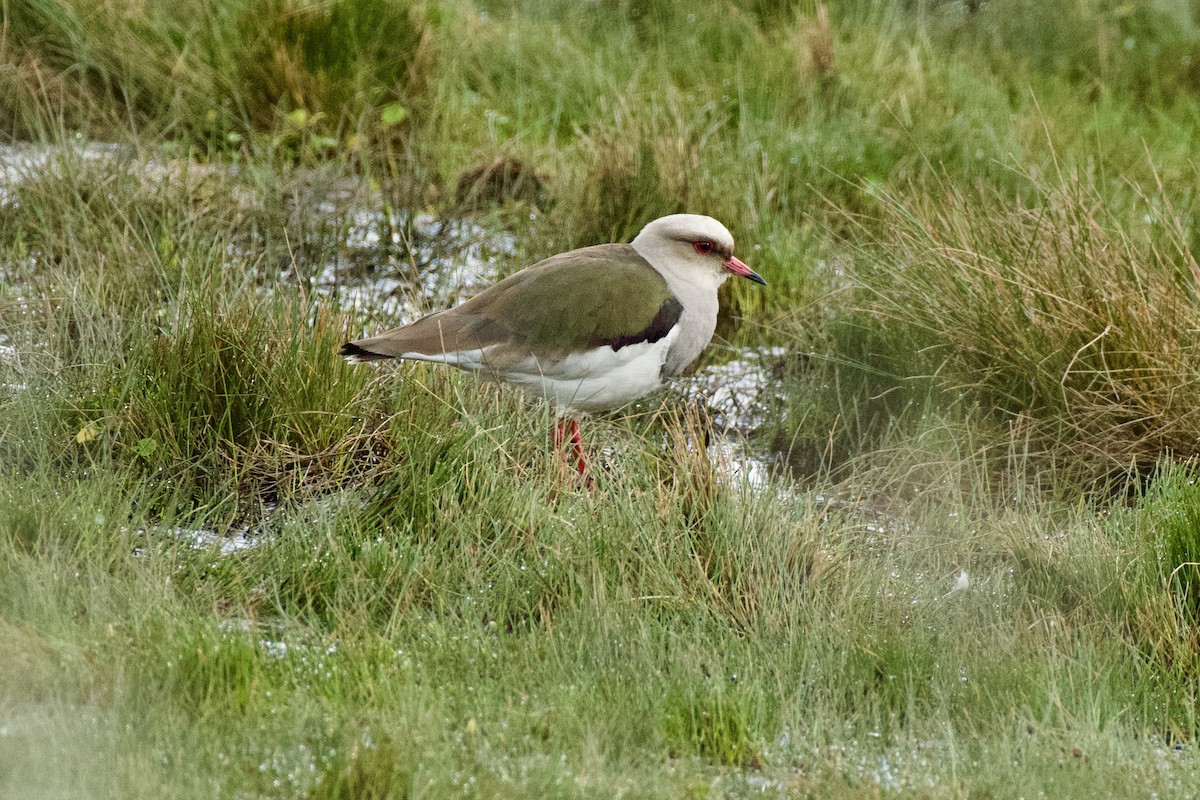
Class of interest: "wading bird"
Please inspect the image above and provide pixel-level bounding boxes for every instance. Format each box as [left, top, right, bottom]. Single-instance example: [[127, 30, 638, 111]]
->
[[340, 214, 765, 482]]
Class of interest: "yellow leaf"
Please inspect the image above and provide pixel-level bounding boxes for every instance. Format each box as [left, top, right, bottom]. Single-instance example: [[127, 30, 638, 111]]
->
[[285, 108, 310, 128], [75, 421, 101, 444], [380, 103, 408, 126]]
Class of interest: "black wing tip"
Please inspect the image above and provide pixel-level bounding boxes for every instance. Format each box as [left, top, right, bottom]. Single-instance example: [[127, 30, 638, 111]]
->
[[339, 341, 389, 363]]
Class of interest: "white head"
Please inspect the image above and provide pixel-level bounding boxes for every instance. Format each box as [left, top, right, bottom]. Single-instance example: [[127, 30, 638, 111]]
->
[[631, 214, 765, 288]]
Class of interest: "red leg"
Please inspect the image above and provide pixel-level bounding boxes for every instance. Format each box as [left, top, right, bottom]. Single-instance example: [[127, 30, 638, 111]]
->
[[569, 418, 588, 476], [569, 419, 595, 489], [550, 418, 593, 489]]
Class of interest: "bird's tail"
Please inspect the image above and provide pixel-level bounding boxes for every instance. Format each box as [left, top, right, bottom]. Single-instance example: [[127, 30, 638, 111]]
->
[[338, 341, 393, 364]]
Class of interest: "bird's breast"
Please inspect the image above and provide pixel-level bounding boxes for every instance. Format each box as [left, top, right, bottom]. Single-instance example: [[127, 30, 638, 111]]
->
[[661, 297, 718, 378]]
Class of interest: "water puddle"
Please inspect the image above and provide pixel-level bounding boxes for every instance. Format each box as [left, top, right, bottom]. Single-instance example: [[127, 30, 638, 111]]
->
[[128, 522, 266, 557], [683, 345, 788, 491], [0, 140, 127, 202], [313, 210, 515, 324], [220, 618, 339, 665], [0, 333, 26, 393]]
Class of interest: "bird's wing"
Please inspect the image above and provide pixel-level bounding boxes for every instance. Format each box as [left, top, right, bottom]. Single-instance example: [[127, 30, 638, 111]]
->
[[341, 244, 682, 368]]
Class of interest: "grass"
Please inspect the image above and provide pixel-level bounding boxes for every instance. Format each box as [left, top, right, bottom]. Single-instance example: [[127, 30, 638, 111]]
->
[[785, 166, 1200, 486], [5, 0, 1200, 796]]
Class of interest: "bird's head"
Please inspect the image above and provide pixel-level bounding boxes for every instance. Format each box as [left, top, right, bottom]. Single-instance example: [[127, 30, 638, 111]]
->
[[632, 214, 766, 288]]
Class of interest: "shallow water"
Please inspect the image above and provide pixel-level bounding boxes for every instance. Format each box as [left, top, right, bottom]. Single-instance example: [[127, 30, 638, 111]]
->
[[0, 140, 127, 201], [128, 522, 265, 557], [314, 210, 515, 325], [685, 345, 788, 491]]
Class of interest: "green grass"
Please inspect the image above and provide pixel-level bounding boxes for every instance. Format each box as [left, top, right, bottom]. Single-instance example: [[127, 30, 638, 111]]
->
[[5, 0, 1200, 796]]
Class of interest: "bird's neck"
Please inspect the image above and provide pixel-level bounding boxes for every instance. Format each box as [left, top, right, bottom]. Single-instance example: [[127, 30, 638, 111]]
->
[[631, 245, 723, 377]]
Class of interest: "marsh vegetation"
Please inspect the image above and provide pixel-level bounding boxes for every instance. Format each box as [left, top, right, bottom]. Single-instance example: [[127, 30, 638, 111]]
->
[[4, 0, 1200, 796]]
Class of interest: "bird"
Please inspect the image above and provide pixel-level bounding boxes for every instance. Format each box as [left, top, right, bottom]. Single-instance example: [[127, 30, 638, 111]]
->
[[340, 213, 765, 482]]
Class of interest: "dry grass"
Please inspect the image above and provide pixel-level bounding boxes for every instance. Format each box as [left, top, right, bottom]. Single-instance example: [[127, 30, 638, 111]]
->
[[795, 2, 836, 84], [845, 168, 1200, 481]]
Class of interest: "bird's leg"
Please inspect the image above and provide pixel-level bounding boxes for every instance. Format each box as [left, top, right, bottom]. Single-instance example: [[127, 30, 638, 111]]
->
[[550, 418, 593, 489], [569, 418, 595, 489], [569, 418, 588, 477]]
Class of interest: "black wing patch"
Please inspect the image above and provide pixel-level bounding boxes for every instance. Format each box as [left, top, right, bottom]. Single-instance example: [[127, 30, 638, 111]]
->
[[590, 297, 683, 351]]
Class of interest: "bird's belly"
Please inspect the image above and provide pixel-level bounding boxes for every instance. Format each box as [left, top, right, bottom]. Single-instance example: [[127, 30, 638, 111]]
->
[[499, 336, 674, 413]]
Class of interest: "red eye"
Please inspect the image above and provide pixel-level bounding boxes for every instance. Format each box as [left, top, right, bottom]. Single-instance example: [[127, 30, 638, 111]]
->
[[694, 241, 714, 255]]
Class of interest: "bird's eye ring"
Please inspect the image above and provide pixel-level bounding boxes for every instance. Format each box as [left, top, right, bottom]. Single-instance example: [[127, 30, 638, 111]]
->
[[694, 241, 714, 255]]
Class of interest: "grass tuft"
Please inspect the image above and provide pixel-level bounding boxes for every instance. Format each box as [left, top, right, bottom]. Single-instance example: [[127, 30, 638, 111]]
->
[[306, 732, 412, 800], [661, 684, 763, 768], [791, 166, 1200, 488]]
